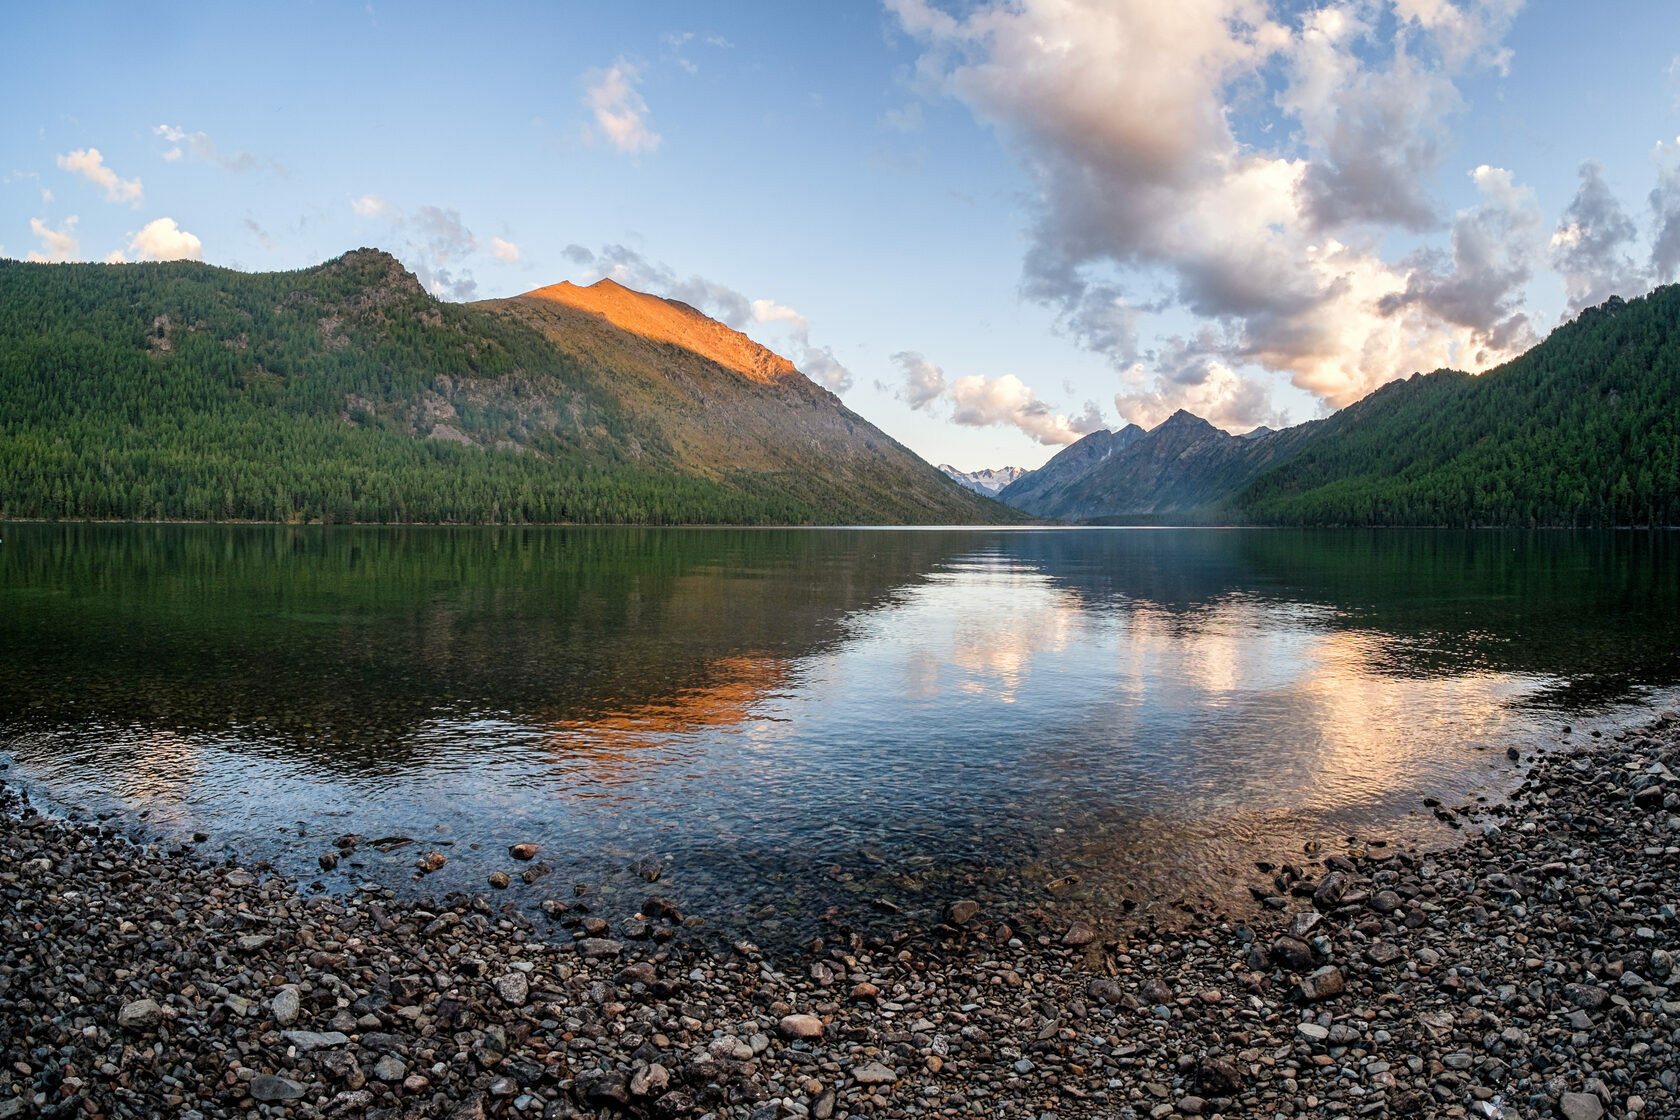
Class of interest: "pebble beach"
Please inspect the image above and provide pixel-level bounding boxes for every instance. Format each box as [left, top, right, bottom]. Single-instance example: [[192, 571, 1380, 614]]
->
[[3, 715, 1679, 1120]]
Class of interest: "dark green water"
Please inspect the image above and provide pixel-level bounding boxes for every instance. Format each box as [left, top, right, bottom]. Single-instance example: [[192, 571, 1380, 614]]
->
[[2, 524, 1677, 936]]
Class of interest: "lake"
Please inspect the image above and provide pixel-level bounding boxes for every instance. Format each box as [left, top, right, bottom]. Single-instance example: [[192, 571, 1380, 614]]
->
[[2, 524, 1676, 942]]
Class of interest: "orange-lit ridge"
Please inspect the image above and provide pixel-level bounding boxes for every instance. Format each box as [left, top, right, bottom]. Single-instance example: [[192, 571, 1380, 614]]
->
[[521, 278, 801, 386]]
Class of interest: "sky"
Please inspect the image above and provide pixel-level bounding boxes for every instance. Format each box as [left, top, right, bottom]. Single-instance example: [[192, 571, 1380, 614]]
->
[[5, 1, 1680, 471]]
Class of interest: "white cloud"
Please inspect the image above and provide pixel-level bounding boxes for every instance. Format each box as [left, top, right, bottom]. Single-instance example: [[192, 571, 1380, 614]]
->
[[1550, 160, 1649, 315], [946, 372, 1105, 445], [152, 124, 258, 172], [489, 236, 520, 263], [350, 193, 391, 218], [56, 148, 142, 205], [1115, 340, 1287, 434], [123, 217, 203, 261], [584, 61, 662, 154], [26, 216, 79, 262], [889, 0, 1534, 415], [891, 350, 948, 410]]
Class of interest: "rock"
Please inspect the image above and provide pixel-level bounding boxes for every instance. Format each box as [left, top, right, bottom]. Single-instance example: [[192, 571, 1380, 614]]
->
[[1197, 1056, 1242, 1094], [487, 870, 510, 889], [1270, 935, 1315, 971], [576, 1069, 630, 1108], [1087, 978, 1126, 1006], [577, 937, 623, 958], [1564, 983, 1610, 1010], [416, 850, 446, 872], [1177, 1095, 1207, 1115], [1062, 921, 1095, 946], [1285, 910, 1322, 939], [1560, 1091, 1606, 1120], [494, 971, 529, 1006], [236, 933, 273, 952], [270, 986, 300, 1026], [1297, 1022, 1329, 1042], [1369, 889, 1402, 913], [283, 1029, 351, 1052], [852, 1060, 898, 1085], [630, 1063, 670, 1097], [318, 851, 339, 870], [1365, 941, 1403, 965], [373, 1055, 407, 1082], [634, 856, 662, 881], [1139, 977, 1173, 1005], [1312, 871, 1350, 908], [117, 998, 162, 1030], [1300, 966, 1345, 1001], [250, 1075, 306, 1101], [509, 842, 540, 860], [946, 899, 981, 924], [779, 1013, 824, 1039], [850, 981, 879, 1000]]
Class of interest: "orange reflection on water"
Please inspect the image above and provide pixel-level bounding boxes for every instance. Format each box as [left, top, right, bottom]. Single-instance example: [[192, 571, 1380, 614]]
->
[[539, 655, 793, 788]]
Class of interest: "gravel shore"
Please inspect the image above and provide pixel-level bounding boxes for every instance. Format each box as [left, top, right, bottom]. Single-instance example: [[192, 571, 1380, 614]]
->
[[4, 714, 1679, 1120]]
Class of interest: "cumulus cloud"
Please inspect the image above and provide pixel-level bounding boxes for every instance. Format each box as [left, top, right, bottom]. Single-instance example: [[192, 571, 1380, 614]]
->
[[1115, 333, 1287, 433], [889, 0, 1536, 414], [153, 125, 259, 172], [350, 193, 390, 218], [571, 242, 853, 390], [26, 216, 79, 262], [584, 61, 662, 154], [1550, 160, 1648, 315], [56, 148, 142, 205], [109, 217, 204, 262], [887, 349, 1102, 443], [489, 236, 520, 263], [891, 350, 948, 410], [412, 205, 478, 261], [1648, 139, 1680, 284], [947, 373, 1105, 445], [1382, 164, 1541, 363]]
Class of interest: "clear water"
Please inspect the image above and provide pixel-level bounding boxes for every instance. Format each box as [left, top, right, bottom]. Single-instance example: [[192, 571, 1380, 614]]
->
[[3, 524, 1676, 939]]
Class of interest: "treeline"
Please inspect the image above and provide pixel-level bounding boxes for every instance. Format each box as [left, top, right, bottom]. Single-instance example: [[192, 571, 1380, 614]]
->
[[0, 252, 823, 524], [1238, 288, 1680, 527]]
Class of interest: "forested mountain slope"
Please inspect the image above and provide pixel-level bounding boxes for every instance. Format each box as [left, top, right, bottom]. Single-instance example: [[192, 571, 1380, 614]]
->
[[1000, 413, 1318, 521], [0, 250, 1012, 525], [1238, 289, 1680, 526]]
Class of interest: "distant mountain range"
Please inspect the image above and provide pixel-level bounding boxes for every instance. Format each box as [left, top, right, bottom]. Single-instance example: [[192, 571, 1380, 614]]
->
[[938, 464, 1027, 495], [992, 287, 1680, 527], [0, 250, 1016, 525]]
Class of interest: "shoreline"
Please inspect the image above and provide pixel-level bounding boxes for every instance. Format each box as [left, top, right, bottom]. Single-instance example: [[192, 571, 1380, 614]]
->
[[4, 718, 1678, 1120]]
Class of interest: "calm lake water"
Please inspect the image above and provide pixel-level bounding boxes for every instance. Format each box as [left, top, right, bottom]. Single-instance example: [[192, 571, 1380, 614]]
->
[[3, 524, 1678, 940]]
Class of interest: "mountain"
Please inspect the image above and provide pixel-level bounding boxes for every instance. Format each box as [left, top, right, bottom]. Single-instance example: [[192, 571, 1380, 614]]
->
[[999, 414, 1316, 521], [938, 463, 1027, 495], [0, 250, 1016, 525], [1237, 288, 1680, 526], [997, 424, 1144, 512]]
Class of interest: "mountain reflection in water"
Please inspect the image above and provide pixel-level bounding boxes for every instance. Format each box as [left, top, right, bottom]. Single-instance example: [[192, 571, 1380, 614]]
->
[[2, 524, 1676, 937]]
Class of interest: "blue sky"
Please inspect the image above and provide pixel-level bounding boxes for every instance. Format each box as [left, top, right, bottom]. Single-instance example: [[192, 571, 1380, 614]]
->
[[5, 1, 1680, 470]]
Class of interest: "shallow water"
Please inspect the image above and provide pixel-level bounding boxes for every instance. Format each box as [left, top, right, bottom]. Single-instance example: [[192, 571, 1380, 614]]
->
[[3, 524, 1677, 939]]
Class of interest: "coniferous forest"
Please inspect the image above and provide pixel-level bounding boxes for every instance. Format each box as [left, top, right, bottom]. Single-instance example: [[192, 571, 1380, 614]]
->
[[1236, 288, 1680, 527]]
